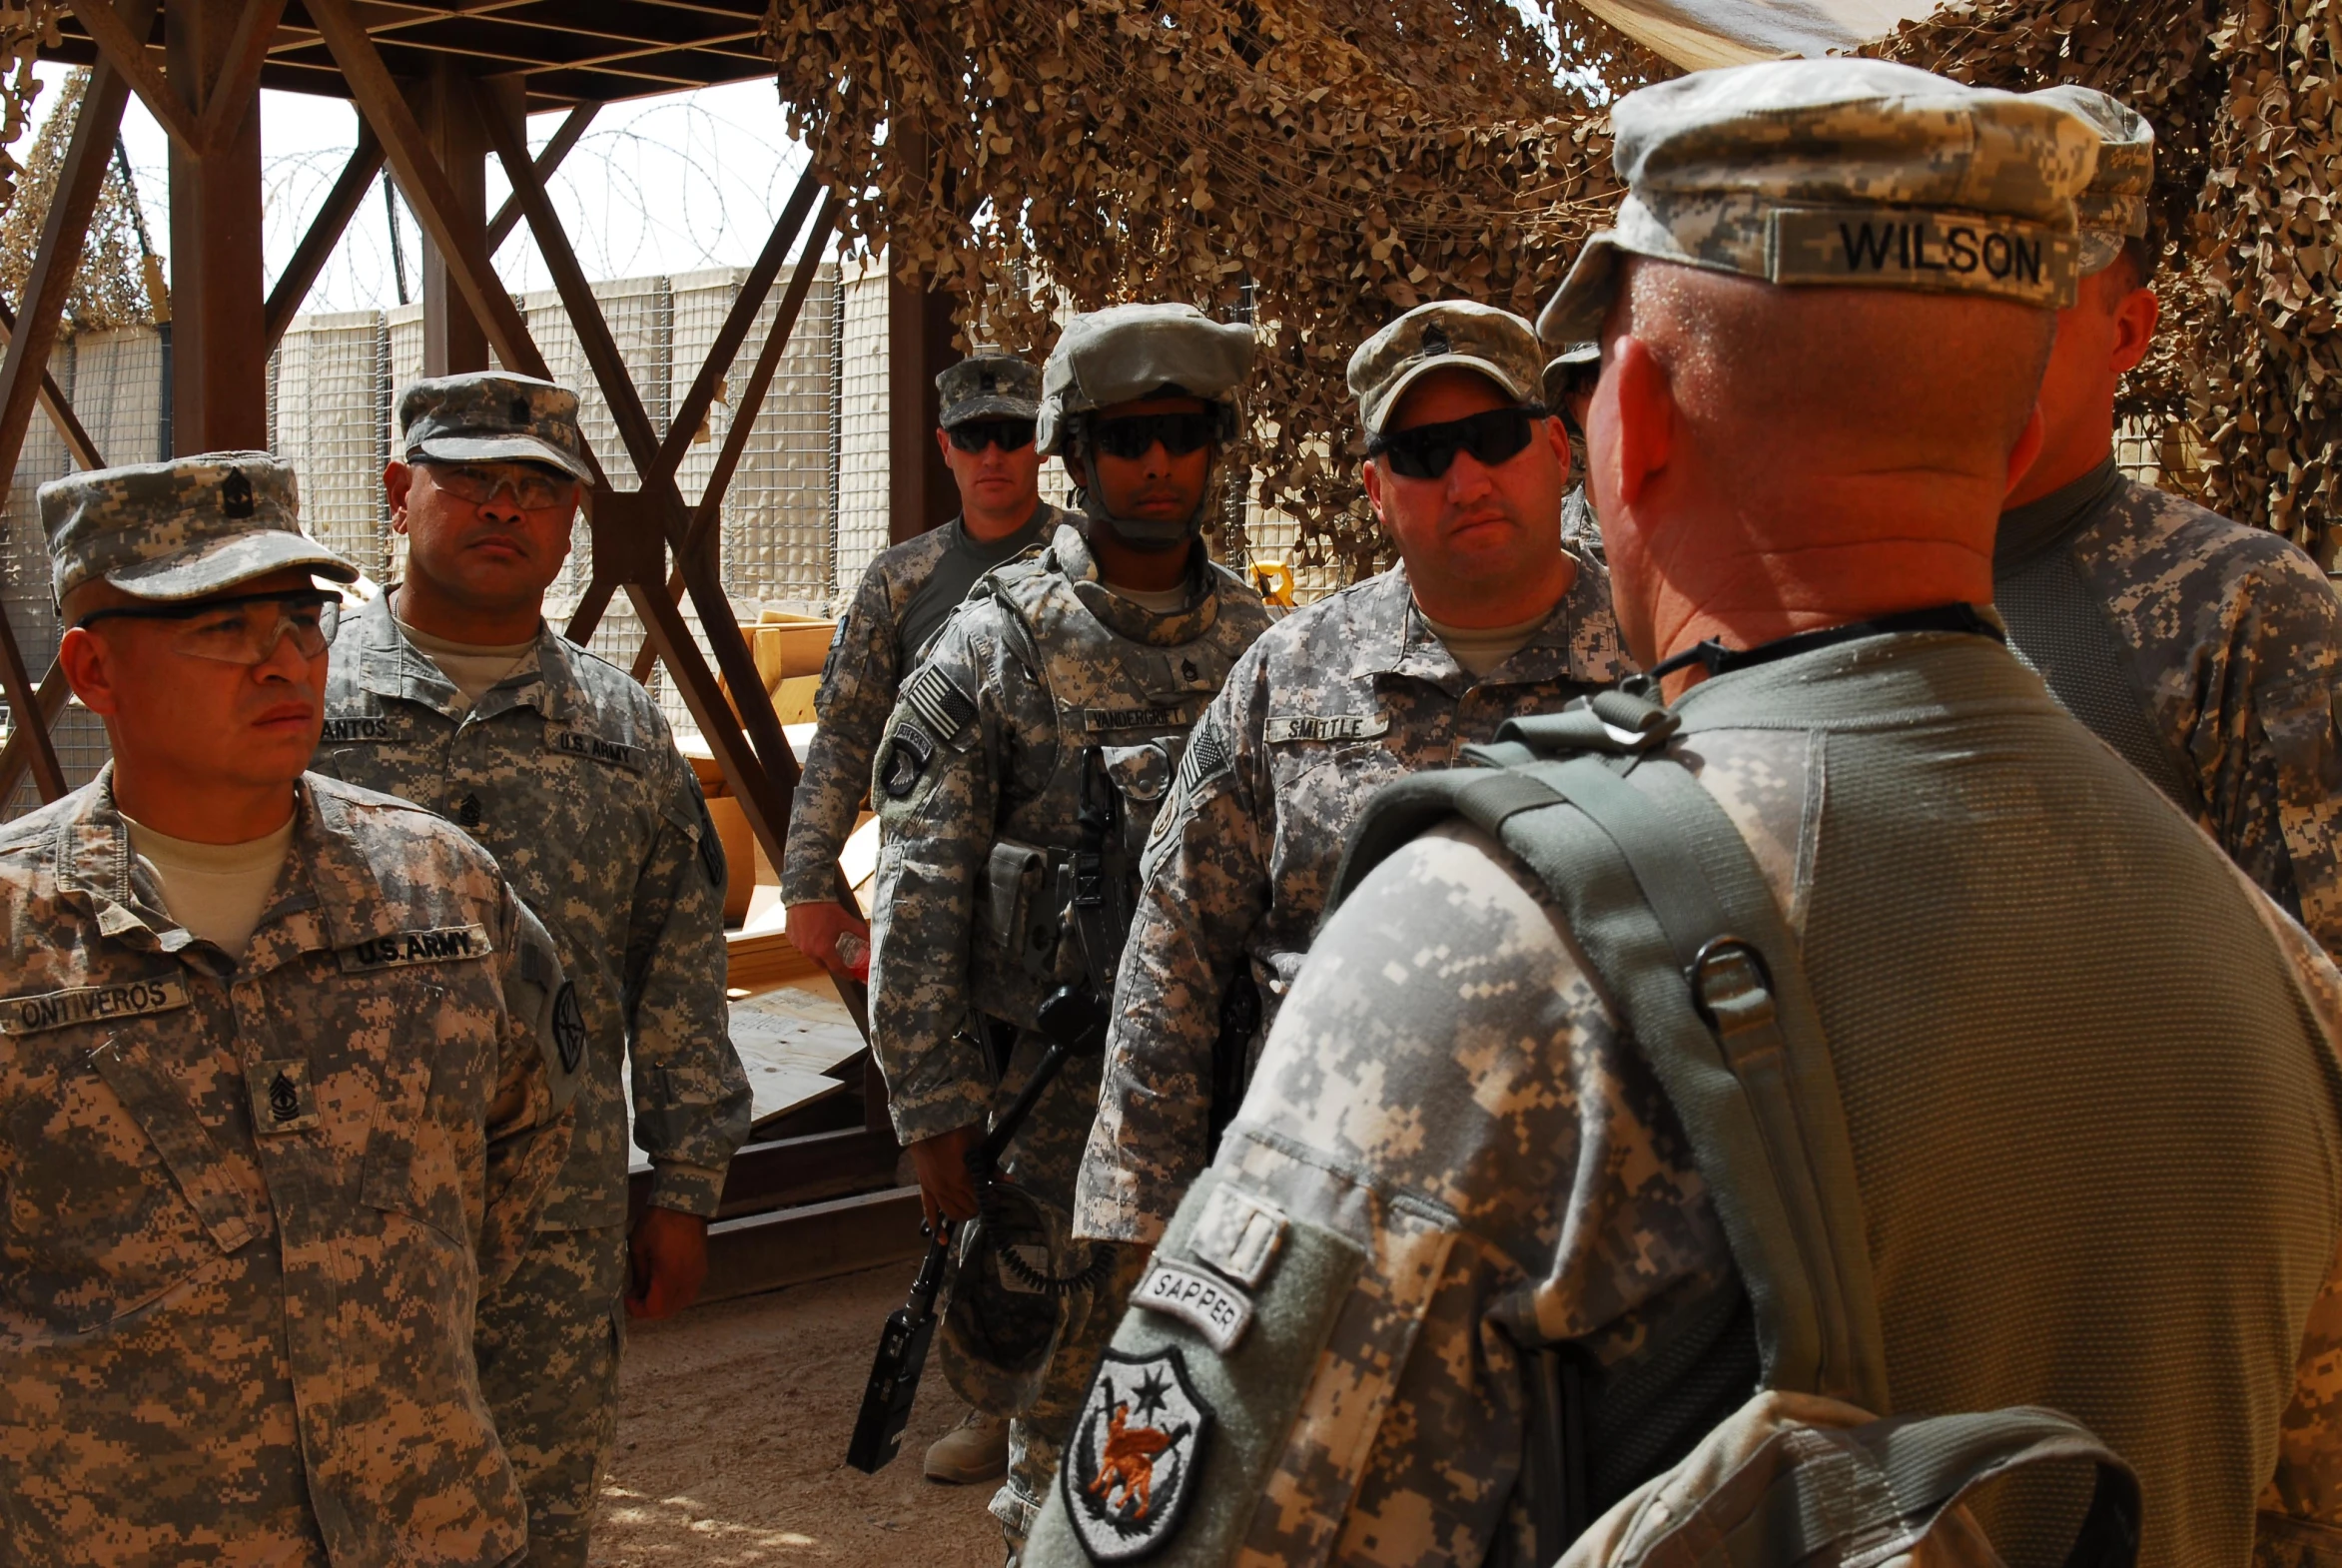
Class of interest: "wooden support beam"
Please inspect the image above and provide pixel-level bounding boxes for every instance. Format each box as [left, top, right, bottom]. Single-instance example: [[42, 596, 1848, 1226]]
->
[[263, 128, 383, 356], [168, 0, 268, 452], [192, 0, 284, 155], [309, 0, 549, 385], [64, 0, 198, 156], [0, 299, 104, 470], [628, 190, 838, 683], [656, 163, 822, 486], [0, 3, 148, 805], [484, 101, 598, 252], [0, 665, 74, 807], [412, 59, 516, 376]]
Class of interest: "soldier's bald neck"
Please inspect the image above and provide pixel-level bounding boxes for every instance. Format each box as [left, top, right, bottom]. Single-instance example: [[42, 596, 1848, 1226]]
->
[[1591, 261, 2050, 690]]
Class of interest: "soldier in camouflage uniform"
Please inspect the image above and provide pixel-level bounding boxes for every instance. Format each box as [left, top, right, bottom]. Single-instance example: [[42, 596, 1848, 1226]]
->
[[866, 303, 1271, 1560], [1026, 63, 2342, 1568], [307, 375, 750, 1566], [1074, 301, 1631, 1251], [1993, 86, 2342, 960], [1, 452, 579, 1563], [1546, 339, 1605, 563], [784, 353, 1075, 999]]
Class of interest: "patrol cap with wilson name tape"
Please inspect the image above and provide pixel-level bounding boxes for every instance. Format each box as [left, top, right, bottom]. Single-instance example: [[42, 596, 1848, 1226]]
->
[[1536, 58, 2103, 346], [397, 371, 592, 483], [937, 352, 1042, 427], [1346, 301, 1545, 440], [42, 451, 358, 606], [2029, 84, 2154, 275]]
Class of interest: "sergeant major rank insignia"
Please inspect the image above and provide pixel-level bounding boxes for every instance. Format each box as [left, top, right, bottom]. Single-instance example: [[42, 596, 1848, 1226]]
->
[[1062, 1346, 1212, 1562]]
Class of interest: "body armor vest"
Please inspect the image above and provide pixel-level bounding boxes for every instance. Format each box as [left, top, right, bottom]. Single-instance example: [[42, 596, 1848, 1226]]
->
[[967, 539, 1266, 1031]]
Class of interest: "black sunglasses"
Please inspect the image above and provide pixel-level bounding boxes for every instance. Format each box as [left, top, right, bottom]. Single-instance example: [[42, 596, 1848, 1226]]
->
[[946, 417, 1036, 453], [1089, 411, 1218, 461], [1369, 405, 1546, 480]]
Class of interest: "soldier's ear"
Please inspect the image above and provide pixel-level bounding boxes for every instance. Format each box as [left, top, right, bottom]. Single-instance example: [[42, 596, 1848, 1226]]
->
[[385, 461, 414, 533], [56, 625, 122, 717]]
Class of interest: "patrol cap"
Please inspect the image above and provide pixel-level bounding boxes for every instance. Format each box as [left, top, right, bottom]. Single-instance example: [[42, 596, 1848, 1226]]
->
[[937, 352, 1041, 427], [1543, 341, 1601, 409], [1036, 303, 1255, 455], [1346, 301, 1544, 440], [396, 371, 592, 483], [1537, 58, 2102, 346], [42, 451, 358, 606], [2029, 85, 2153, 275]]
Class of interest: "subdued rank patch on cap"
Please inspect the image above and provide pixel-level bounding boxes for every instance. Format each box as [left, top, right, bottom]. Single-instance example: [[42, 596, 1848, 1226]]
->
[[40, 451, 359, 607], [1347, 300, 1545, 440], [1536, 57, 2103, 346], [397, 371, 593, 483], [1061, 1346, 1214, 1562], [937, 351, 1043, 427], [2029, 84, 2154, 275]]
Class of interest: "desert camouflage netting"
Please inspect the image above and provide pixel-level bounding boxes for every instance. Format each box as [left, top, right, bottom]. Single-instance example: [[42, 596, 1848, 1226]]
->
[[763, 0, 2342, 573], [0, 66, 164, 334], [0, 0, 57, 216]]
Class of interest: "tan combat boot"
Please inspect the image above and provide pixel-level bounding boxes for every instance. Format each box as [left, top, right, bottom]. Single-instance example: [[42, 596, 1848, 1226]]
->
[[924, 1406, 1009, 1484]]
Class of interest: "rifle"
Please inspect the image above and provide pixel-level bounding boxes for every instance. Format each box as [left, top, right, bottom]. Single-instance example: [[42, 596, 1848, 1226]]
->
[[845, 984, 1111, 1473]]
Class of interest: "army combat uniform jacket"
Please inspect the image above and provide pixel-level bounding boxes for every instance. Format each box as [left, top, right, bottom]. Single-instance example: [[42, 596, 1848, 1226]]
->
[[1075, 552, 1631, 1244], [867, 524, 1270, 1187], [780, 503, 1069, 908], [1995, 461, 2342, 959], [0, 769, 578, 1565], [1028, 628, 2342, 1568], [313, 595, 749, 1224]]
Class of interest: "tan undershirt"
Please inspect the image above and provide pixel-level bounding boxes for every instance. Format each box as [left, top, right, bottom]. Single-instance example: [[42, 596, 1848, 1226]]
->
[[398, 616, 536, 709], [1418, 604, 1549, 678], [124, 813, 298, 953], [1110, 582, 1194, 615]]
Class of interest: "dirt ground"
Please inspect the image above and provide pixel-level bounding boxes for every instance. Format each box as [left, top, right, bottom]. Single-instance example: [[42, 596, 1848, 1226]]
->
[[590, 1265, 1003, 1567]]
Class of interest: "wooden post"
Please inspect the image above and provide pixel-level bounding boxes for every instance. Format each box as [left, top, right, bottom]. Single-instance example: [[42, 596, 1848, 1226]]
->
[[414, 60, 515, 377], [165, 0, 268, 452], [886, 271, 959, 545]]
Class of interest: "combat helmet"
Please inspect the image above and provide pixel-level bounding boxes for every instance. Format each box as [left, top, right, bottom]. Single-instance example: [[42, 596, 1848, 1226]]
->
[[1037, 302, 1255, 549]]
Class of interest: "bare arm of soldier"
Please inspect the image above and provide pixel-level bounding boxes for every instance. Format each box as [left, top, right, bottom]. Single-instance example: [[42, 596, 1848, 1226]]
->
[[1077, 677, 1277, 1245], [867, 609, 1033, 1158], [480, 887, 582, 1288], [1042, 823, 1723, 1566], [782, 558, 902, 965]]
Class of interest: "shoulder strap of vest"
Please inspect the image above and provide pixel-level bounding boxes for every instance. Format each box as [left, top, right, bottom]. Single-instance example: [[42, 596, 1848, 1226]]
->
[[1611, 1403, 2141, 1568], [1331, 683, 1891, 1412]]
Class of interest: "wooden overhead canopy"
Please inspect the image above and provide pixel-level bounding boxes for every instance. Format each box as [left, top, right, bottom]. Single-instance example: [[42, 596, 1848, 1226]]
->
[[45, 0, 776, 110]]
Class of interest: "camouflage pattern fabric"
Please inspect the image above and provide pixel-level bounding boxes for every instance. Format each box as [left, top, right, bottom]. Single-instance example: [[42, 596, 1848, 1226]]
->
[[865, 523, 1268, 1558], [1538, 58, 2102, 343], [1074, 552, 1632, 1245], [1996, 466, 2342, 961], [1029, 633, 2342, 1568], [779, 505, 1068, 908], [938, 353, 1043, 426], [472, 1223, 627, 1568], [866, 523, 1269, 1146], [40, 449, 358, 604], [0, 768, 576, 1565], [397, 372, 593, 483], [1346, 300, 1547, 439], [315, 591, 749, 1228], [1561, 484, 1605, 566]]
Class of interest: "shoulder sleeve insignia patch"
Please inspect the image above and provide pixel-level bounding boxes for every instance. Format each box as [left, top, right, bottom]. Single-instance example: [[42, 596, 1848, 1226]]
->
[[879, 722, 936, 800], [552, 981, 587, 1075], [1061, 1345, 1214, 1562], [901, 663, 978, 743]]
